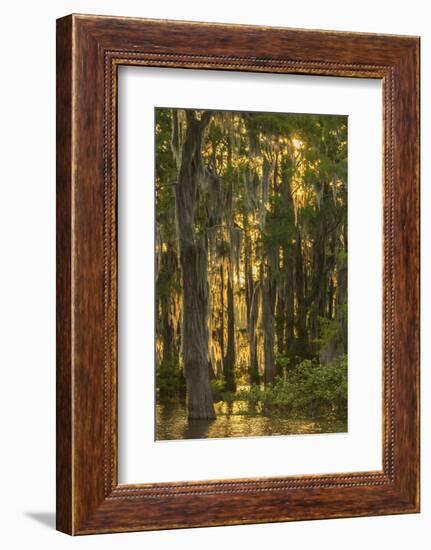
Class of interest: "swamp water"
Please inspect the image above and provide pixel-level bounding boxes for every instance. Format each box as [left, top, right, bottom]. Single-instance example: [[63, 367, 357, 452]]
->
[[156, 400, 347, 440]]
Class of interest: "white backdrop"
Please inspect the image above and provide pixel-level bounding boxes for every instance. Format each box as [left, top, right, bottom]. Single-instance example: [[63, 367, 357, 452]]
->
[[0, 1, 428, 549]]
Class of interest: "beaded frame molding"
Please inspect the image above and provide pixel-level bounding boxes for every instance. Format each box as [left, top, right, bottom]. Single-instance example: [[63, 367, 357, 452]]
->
[[56, 14, 420, 535]]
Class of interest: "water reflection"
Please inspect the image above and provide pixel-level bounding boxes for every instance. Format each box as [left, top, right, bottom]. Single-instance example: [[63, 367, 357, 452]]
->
[[156, 401, 347, 440]]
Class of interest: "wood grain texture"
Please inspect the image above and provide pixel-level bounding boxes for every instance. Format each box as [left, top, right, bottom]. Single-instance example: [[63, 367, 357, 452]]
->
[[56, 14, 420, 535], [56, 15, 73, 535]]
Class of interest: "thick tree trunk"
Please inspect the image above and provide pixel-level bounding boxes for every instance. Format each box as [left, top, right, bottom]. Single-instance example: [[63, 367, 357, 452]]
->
[[223, 272, 236, 391], [161, 309, 174, 367], [319, 240, 347, 365], [243, 214, 253, 323], [295, 230, 307, 349], [220, 262, 225, 363], [180, 241, 215, 418], [243, 215, 260, 384], [309, 226, 327, 349], [174, 111, 215, 420], [336, 250, 348, 353], [279, 170, 296, 357], [262, 264, 277, 385], [284, 243, 295, 351], [248, 282, 260, 385], [275, 282, 285, 355], [158, 244, 179, 369]]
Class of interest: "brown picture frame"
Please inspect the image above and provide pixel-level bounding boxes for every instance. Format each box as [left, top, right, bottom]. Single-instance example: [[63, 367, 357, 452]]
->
[[56, 14, 420, 535]]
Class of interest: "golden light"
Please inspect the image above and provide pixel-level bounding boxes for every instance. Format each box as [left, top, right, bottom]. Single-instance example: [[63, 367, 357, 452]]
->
[[292, 137, 304, 151]]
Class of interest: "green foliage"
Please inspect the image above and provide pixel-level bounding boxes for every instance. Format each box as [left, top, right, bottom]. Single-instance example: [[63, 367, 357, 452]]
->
[[156, 360, 186, 400], [210, 378, 226, 402], [155, 109, 178, 246], [237, 355, 347, 418], [242, 384, 263, 405], [337, 249, 348, 265], [211, 379, 226, 393], [317, 304, 348, 347], [275, 355, 291, 370]]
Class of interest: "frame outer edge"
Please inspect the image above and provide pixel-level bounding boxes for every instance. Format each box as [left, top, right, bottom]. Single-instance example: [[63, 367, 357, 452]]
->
[[393, 38, 420, 511], [56, 14, 420, 535], [56, 14, 74, 535]]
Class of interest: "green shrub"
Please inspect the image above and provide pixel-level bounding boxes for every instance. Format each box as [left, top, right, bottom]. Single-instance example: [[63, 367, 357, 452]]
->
[[235, 355, 347, 418], [286, 355, 347, 416], [156, 360, 186, 399], [211, 379, 226, 394], [211, 378, 226, 402], [237, 384, 264, 405]]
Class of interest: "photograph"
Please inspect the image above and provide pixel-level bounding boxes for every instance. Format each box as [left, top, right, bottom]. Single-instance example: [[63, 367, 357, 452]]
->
[[155, 107, 348, 440]]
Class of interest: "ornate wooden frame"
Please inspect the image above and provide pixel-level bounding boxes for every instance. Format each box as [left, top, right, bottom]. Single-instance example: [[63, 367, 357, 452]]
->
[[56, 14, 420, 535]]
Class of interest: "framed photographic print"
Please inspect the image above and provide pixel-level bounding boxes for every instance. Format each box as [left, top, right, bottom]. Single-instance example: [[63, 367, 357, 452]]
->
[[56, 14, 420, 534]]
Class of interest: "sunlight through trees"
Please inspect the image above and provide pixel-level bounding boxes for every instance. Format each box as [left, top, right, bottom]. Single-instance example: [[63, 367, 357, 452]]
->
[[155, 108, 347, 438]]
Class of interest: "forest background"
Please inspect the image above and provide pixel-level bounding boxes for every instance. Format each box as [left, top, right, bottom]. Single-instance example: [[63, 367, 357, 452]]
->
[[155, 107, 348, 439]]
